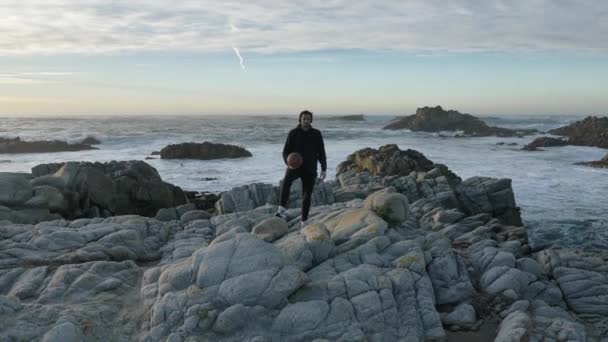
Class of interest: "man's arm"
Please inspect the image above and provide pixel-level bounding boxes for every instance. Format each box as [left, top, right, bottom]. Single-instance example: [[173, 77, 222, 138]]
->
[[318, 131, 327, 172], [282, 130, 294, 165]]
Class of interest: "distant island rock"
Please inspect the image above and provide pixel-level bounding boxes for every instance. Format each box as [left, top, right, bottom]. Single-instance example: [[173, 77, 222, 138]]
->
[[548, 116, 608, 148], [383, 106, 537, 137], [326, 114, 366, 121], [576, 153, 608, 168], [0, 136, 98, 154], [522, 136, 569, 151], [160, 142, 252, 160]]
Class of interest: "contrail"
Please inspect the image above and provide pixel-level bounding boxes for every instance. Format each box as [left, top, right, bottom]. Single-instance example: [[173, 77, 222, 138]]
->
[[232, 46, 246, 71]]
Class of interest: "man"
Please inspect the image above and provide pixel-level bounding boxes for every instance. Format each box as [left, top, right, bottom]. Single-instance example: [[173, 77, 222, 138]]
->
[[275, 110, 327, 227]]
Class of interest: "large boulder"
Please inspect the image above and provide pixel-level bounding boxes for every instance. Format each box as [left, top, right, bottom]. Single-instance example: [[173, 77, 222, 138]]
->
[[522, 136, 569, 151], [160, 142, 252, 160], [0, 137, 97, 154], [383, 106, 537, 137], [336, 144, 460, 185], [363, 187, 409, 225], [0, 173, 32, 206], [548, 116, 608, 148], [26, 161, 188, 219]]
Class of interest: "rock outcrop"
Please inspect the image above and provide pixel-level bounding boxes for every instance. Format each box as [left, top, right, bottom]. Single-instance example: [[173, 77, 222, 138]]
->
[[383, 106, 537, 137], [1, 147, 604, 341], [522, 136, 569, 151], [576, 153, 608, 168], [0, 161, 187, 223], [0, 137, 98, 154], [548, 116, 608, 148], [160, 142, 252, 160]]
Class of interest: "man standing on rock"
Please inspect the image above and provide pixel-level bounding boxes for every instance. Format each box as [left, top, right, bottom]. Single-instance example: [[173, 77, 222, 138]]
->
[[275, 110, 327, 227]]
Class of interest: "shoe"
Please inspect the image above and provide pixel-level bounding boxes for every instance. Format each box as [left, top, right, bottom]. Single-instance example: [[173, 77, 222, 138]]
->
[[275, 211, 287, 220], [300, 220, 308, 228]]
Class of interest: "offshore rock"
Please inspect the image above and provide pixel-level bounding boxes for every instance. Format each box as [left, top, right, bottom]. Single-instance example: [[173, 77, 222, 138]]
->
[[522, 136, 569, 151], [383, 106, 537, 137], [0, 136, 98, 154], [548, 116, 608, 148], [160, 142, 252, 160]]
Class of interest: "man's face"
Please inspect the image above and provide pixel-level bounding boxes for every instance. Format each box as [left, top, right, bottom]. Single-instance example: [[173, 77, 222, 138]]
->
[[301, 114, 312, 129]]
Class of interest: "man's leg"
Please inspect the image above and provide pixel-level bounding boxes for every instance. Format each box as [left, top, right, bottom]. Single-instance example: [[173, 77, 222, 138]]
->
[[300, 171, 317, 223], [278, 168, 299, 208]]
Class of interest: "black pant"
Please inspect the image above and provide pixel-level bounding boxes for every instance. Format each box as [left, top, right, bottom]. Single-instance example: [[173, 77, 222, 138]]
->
[[279, 168, 316, 221]]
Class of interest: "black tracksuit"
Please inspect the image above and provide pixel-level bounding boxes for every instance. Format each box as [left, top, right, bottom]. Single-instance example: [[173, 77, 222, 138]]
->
[[279, 124, 327, 221]]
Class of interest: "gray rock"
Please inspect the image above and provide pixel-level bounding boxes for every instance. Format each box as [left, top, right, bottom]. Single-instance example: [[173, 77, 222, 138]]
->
[[41, 319, 85, 342], [481, 266, 536, 297], [212, 304, 249, 333], [0, 173, 33, 206], [176, 203, 198, 216], [363, 187, 409, 225], [155, 207, 179, 222], [180, 210, 212, 225], [494, 311, 531, 342], [251, 217, 289, 242], [442, 303, 476, 327]]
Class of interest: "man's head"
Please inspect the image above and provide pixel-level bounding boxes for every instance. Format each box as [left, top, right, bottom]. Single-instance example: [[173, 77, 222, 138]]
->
[[299, 110, 313, 130]]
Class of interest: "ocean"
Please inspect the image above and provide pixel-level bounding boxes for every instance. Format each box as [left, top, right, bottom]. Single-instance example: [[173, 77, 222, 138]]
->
[[1, 114, 606, 251]]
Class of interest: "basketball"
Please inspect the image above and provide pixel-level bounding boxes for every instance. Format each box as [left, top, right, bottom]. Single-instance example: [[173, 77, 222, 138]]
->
[[287, 152, 303, 169]]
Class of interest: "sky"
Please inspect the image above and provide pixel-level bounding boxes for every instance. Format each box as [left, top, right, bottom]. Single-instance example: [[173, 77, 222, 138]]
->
[[1, 0, 607, 117]]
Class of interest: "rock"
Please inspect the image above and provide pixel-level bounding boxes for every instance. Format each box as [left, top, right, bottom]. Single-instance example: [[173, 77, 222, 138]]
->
[[456, 177, 522, 226], [522, 136, 569, 151], [155, 208, 179, 222], [251, 217, 288, 242], [321, 208, 387, 245], [27, 186, 68, 213], [363, 187, 409, 225], [0, 136, 97, 154], [28, 160, 187, 219], [336, 144, 461, 185], [494, 311, 531, 342], [383, 106, 537, 137], [41, 319, 85, 342], [176, 203, 198, 217], [180, 210, 212, 225], [480, 266, 536, 296], [160, 142, 252, 160], [576, 152, 608, 168], [442, 303, 477, 327], [31, 163, 65, 177], [301, 223, 335, 264], [0, 173, 33, 206], [215, 183, 277, 214], [326, 114, 365, 121], [548, 116, 608, 148]]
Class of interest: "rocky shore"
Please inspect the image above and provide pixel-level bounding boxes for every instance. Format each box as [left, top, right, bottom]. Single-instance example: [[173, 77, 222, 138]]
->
[[0, 145, 606, 341], [383, 106, 537, 137]]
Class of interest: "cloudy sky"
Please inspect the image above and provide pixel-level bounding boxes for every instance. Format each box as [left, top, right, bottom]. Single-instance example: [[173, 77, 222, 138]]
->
[[1, 0, 607, 116]]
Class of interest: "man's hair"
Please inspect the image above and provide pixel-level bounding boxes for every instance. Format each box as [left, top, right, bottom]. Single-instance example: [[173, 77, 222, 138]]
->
[[299, 110, 313, 123]]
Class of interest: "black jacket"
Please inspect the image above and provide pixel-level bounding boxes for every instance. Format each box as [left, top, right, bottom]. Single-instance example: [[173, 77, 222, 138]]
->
[[282, 125, 327, 174]]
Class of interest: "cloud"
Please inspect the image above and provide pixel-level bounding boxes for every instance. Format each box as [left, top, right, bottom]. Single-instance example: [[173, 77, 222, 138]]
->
[[0, 72, 79, 84], [0, 0, 606, 55]]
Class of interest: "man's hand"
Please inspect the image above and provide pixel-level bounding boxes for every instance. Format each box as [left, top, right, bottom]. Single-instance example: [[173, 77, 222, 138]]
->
[[319, 170, 326, 181]]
